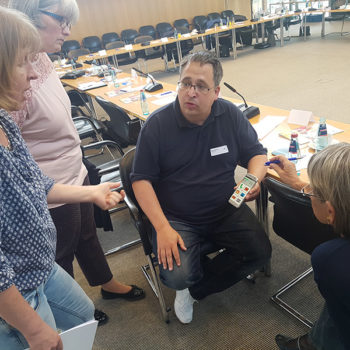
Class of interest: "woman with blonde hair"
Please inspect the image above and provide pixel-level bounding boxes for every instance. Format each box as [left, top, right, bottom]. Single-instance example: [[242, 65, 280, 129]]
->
[[0, 6, 124, 349]]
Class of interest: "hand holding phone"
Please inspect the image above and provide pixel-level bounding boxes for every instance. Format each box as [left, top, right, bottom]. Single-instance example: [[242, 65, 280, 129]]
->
[[228, 173, 258, 208]]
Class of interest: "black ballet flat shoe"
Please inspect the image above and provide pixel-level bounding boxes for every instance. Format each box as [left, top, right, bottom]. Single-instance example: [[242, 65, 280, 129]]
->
[[275, 334, 316, 350], [94, 309, 109, 326], [101, 285, 145, 301]]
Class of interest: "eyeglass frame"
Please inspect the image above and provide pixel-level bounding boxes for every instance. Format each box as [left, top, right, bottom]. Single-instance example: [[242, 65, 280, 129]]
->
[[177, 81, 216, 95], [300, 183, 323, 201], [39, 10, 72, 30]]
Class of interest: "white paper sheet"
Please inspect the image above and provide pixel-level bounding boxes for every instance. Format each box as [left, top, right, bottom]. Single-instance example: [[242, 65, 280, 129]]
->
[[288, 109, 314, 126], [151, 95, 176, 106], [25, 320, 98, 350], [253, 116, 286, 140]]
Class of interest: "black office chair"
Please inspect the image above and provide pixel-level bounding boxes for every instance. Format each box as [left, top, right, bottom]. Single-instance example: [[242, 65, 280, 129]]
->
[[95, 96, 141, 148], [102, 32, 120, 48], [193, 15, 208, 33], [105, 41, 138, 67], [173, 18, 190, 31], [67, 89, 93, 118], [172, 24, 194, 58], [234, 14, 255, 47], [119, 148, 222, 322], [139, 25, 157, 39], [82, 36, 102, 53], [67, 48, 90, 60], [121, 29, 139, 44], [134, 35, 164, 72], [264, 177, 336, 328], [221, 9, 235, 22], [71, 109, 104, 143], [156, 22, 178, 64], [206, 13, 232, 53], [61, 40, 80, 58]]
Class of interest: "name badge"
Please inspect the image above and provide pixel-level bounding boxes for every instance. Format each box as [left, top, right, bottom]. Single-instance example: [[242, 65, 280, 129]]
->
[[210, 145, 229, 157]]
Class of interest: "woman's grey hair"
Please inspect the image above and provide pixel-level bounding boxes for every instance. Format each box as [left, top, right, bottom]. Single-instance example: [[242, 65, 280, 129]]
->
[[308, 142, 350, 237], [8, 0, 79, 28], [179, 51, 223, 87]]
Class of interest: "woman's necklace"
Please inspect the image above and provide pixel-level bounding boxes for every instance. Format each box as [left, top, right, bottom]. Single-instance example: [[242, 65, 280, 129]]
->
[[0, 122, 12, 151]]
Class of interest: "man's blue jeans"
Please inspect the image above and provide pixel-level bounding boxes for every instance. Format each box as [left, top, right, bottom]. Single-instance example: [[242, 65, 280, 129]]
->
[[0, 263, 94, 349], [153, 203, 271, 300]]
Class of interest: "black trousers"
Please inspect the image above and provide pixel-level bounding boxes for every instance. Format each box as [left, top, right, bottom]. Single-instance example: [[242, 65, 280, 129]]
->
[[49, 177, 113, 286]]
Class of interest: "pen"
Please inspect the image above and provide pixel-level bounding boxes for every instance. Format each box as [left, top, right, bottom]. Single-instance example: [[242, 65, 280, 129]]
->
[[160, 91, 172, 96], [265, 156, 305, 166]]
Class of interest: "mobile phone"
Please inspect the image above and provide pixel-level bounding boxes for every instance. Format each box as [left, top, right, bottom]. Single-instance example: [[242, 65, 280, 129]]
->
[[228, 173, 258, 208]]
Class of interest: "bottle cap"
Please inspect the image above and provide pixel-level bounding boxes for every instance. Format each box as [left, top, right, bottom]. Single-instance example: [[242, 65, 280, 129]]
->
[[291, 132, 298, 138]]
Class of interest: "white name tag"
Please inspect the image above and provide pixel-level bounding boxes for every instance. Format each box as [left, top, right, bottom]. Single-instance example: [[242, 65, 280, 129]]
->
[[210, 145, 229, 157]]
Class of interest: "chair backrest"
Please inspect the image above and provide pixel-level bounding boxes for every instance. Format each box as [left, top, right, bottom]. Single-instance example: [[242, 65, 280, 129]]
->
[[102, 32, 120, 48], [174, 18, 190, 31], [121, 29, 139, 44], [95, 96, 135, 148], [82, 36, 102, 53], [193, 15, 208, 31], [120, 148, 153, 255], [134, 35, 153, 44], [264, 177, 336, 255], [139, 25, 156, 38], [61, 40, 80, 56], [105, 41, 125, 50], [67, 48, 90, 60], [221, 10, 234, 21], [156, 22, 174, 38], [207, 12, 222, 24]]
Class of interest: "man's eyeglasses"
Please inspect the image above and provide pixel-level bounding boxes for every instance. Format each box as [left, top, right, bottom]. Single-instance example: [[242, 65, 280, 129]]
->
[[40, 10, 71, 30], [301, 184, 322, 200], [177, 81, 214, 95]]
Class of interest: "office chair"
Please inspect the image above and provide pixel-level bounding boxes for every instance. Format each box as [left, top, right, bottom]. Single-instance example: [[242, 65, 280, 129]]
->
[[61, 40, 80, 58], [102, 32, 120, 48], [81, 139, 140, 255], [82, 36, 103, 53], [193, 15, 208, 33], [67, 48, 90, 60], [95, 96, 141, 148], [206, 13, 232, 53], [221, 9, 235, 22], [234, 14, 255, 47], [67, 89, 93, 118], [121, 29, 139, 44], [119, 148, 222, 323], [173, 18, 190, 31], [139, 25, 157, 39], [264, 177, 336, 328], [156, 22, 178, 66], [134, 35, 164, 72], [105, 41, 138, 67]]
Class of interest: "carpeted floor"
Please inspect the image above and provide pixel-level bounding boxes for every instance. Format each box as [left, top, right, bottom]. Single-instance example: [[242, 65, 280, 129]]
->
[[73, 21, 349, 349]]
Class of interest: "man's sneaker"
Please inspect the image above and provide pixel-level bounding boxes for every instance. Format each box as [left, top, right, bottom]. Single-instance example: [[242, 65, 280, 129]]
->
[[174, 288, 197, 324]]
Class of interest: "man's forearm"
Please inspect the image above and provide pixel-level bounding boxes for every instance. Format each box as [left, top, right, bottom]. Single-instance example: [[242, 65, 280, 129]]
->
[[247, 154, 268, 182], [132, 180, 170, 232]]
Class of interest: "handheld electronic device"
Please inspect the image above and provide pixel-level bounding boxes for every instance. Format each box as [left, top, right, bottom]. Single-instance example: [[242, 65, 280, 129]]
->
[[228, 173, 258, 208]]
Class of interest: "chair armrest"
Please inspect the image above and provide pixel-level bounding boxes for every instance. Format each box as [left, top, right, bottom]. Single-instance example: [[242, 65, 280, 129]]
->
[[81, 140, 124, 155]]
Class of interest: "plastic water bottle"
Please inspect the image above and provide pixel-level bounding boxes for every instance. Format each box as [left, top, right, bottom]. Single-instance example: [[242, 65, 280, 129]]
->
[[288, 132, 301, 162], [315, 117, 328, 151], [174, 28, 178, 39], [140, 90, 149, 116]]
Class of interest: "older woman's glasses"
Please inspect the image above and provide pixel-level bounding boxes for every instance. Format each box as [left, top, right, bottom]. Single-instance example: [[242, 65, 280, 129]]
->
[[40, 10, 71, 30], [301, 184, 322, 200], [177, 81, 214, 95]]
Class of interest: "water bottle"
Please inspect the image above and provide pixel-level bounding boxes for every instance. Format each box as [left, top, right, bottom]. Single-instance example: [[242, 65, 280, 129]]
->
[[288, 132, 301, 162], [315, 117, 328, 151], [140, 90, 149, 116], [110, 66, 119, 88], [174, 28, 178, 39], [71, 58, 76, 71], [91, 60, 98, 75]]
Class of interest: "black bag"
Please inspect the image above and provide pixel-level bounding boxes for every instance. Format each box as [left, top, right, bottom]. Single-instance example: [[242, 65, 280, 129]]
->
[[219, 45, 230, 57]]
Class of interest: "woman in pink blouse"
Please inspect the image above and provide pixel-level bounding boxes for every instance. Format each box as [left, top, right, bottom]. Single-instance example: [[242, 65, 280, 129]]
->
[[9, 0, 145, 325]]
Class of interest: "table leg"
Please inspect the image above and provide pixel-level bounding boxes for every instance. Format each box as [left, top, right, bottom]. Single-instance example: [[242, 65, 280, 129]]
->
[[231, 27, 237, 59], [280, 17, 284, 46], [176, 39, 183, 64], [321, 11, 326, 37], [215, 32, 220, 58], [86, 95, 97, 119]]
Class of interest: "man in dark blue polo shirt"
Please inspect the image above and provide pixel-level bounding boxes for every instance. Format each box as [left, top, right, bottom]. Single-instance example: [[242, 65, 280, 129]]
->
[[131, 51, 271, 324]]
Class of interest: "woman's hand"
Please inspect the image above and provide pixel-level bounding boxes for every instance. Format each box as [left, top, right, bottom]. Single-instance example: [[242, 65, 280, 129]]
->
[[91, 182, 126, 210]]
